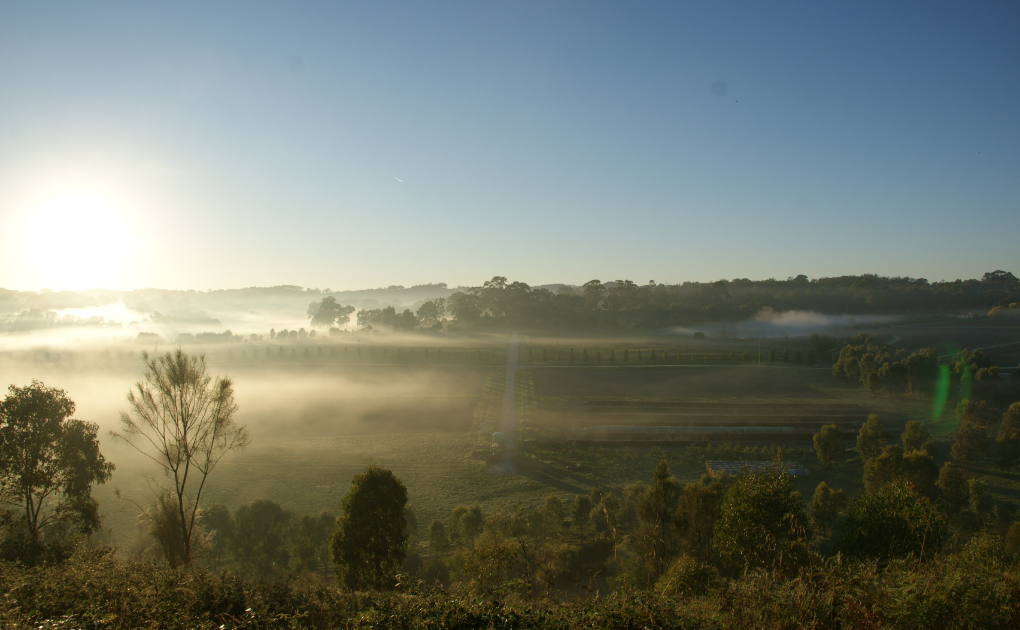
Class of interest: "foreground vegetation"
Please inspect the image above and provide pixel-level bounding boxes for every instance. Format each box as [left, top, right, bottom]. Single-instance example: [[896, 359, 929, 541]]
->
[[2, 536, 1018, 629]]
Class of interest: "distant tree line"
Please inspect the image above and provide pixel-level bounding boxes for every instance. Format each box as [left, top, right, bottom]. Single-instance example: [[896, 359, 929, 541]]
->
[[168, 271, 1020, 339], [441, 271, 1020, 331], [830, 333, 1020, 405]]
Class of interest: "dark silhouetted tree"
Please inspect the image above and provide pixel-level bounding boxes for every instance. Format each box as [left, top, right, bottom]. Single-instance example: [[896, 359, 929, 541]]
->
[[233, 499, 293, 579], [428, 520, 449, 552], [811, 482, 847, 536], [997, 402, 1020, 471], [635, 461, 680, 581], [713, 469, 809, 572], [813, 424, 844, 468], [449, 504, 485, 548], [863, 445, 904, 493], [952, 399, 995, 463], [674, 476, 723, 562], [330, 465, 408, 591], [839, 482, 943, 561], [902, 420, 931, 452], [291, 510, 335, 579], [856, 414, 886, 461], [0, 382, 114, 560], [936, 461, 971, 516]]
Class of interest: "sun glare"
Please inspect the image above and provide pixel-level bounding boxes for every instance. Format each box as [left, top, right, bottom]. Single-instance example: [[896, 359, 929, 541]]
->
[[21, 191, 132, 290]]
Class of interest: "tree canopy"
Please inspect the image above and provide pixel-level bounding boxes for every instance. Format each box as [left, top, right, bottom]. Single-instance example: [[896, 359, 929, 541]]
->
[[307, 297, 356, 329], [430, 272, 1020, 331], [839, 482, 944, 561], [330, 464, 408, 591], [712, 468, 810, 572], [0, 381, 114, 559]]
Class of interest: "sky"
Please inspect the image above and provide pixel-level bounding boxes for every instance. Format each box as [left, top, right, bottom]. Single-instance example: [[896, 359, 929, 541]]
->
[[0, 1, 1018, 292]]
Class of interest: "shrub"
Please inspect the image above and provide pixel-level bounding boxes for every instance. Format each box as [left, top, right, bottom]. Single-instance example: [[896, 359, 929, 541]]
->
[[813, 425, 844, 468], [839, 482, 944, 561], [713, 469, 810, 572], [856, 414, 886, 461], [655, 555, 720, 597]]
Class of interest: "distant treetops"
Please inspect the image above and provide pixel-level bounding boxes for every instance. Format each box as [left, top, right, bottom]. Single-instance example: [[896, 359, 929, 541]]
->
[[302, 271, 1019, 333]]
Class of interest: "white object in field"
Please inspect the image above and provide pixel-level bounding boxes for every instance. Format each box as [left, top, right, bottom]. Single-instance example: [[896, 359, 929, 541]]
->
[[480, 422, 487, 435]]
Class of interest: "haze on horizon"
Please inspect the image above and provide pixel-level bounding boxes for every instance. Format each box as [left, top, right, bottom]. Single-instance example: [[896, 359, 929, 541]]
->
[[1, 1, 1018, 292]]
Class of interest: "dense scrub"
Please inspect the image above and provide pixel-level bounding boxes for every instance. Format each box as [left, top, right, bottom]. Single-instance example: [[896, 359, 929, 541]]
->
[[2, 539, 1018, 629]]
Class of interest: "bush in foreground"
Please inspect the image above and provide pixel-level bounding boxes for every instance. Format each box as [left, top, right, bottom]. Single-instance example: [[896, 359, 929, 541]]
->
[[2, 540, 1019, 630]]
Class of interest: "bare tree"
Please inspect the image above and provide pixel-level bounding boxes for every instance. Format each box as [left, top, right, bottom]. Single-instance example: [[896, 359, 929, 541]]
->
[[113, 349, 249, 566]]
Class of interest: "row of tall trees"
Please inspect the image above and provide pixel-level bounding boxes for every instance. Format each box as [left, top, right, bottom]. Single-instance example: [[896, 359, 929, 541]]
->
[[831, 334, 942, 396], [830, 335, 1019, 402]]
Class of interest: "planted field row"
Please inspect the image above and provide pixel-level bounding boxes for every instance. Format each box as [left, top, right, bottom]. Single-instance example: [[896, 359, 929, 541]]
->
[[579, 400, 864, 411], [569, 415, 867, 428], [1, 346, 508, 367], [578, 409, 867, 418], [565, 435, 808, 446], [521, 347, 816, 365], [577, 425, 796, 436], [209, 346, 506, 365]]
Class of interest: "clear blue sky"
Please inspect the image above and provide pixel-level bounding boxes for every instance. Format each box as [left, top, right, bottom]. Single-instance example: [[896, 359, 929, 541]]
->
[[1, 1, 1017, 291]]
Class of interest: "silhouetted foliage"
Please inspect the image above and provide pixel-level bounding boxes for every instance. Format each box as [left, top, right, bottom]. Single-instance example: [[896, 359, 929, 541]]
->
[[839, 482, 944, 561], [856, 414, 887, 461], [813, 424, 844, 468], [330, 465, 408, 591], [712, 469, 810, 572], [0, 382, 114, 563]]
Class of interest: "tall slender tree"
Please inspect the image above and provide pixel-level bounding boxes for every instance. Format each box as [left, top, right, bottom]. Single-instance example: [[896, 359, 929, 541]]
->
[[114, 350, 249, 567]]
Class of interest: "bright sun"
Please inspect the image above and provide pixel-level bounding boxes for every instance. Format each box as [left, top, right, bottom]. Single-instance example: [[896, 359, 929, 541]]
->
[[21, 190, 132, 290]]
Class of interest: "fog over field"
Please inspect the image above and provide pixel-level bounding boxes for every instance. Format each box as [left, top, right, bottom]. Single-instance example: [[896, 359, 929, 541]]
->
[[2, 1, 1019, 621]]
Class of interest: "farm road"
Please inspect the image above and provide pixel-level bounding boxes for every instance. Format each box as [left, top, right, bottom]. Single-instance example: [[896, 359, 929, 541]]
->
[[496, 333, 519, 473]]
